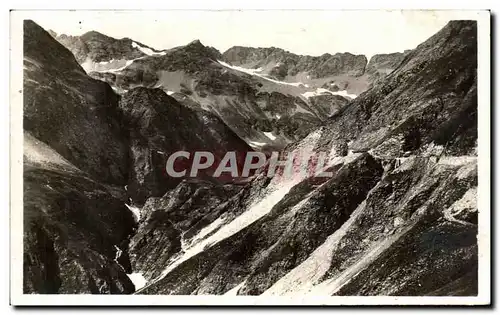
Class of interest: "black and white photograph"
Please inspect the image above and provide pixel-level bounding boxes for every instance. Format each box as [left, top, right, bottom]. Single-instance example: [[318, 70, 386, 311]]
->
[[9, 9, 491, 306]]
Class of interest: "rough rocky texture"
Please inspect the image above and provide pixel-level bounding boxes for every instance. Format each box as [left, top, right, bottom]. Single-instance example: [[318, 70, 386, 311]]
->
[[23, 20, 479, 297], [52, 29, 410, 149], [222, 46, 368, 79], [119, 87, 252, 205], [308, 94, 350, 117], [137, 154, 382, 294], [316, 21, 477, 158], [23, 21, 137, 294], [23, 134, 136, 294], [331, 157, 477, 296], [24, 20, 129, 185], [128, 179, 243, 280], [54, 30, 160, 64]]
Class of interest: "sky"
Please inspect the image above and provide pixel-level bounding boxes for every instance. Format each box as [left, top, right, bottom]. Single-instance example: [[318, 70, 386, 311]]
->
[[26, 10, 477, 59]]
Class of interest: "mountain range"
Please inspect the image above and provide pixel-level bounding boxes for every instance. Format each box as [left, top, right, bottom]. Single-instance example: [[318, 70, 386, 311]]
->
[[23, 19, 478, 296]]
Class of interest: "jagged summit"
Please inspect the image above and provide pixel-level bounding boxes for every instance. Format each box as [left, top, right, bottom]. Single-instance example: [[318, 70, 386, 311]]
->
[[221, 45, 369, 82]]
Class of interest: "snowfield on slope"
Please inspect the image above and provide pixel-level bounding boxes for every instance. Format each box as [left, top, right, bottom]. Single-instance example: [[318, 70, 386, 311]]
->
[[264, 132, 277, 141], [137, 129, 325, 293]]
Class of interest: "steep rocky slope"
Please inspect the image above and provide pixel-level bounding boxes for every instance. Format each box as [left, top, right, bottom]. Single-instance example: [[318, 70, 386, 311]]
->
[[127, 20, 478, 296], [221, 46, 408, 95], [22, 20, 251, 294], [54, 33, 357, 148], [364, 51, 409, 83], [119, 87, 252, 205], [53, 30, 165, 72], [23, 20, 137, 293], [23, 132, 136, 294], [52, 29, 409, 150], [24, 20, 129, 185], [23, 19, 478, 297], [87, 40, 339, 147], [316, 20, 477, 157]]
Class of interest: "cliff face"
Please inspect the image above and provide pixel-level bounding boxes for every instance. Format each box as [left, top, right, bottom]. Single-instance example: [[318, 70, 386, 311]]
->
[[83, 39, 346, 148], [22, 20, 250, 294], [23, 20, 136, 294], [54, 30, 161, 63]]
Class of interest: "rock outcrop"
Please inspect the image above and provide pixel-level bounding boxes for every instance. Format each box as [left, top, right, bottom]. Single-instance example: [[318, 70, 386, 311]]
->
[[84, 39, 338, 147]]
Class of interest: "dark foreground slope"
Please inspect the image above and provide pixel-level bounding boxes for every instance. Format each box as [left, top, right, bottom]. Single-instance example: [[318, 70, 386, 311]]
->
[[23, 131, 136, 294]]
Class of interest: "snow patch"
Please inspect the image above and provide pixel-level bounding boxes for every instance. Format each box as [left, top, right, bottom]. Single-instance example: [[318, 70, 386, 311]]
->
[[456, 163, 477, 179], [218, 60, 263, 75], [139, 127, 325, 293], [184, 217, 226, 248], [81, 58, 136, 74], [142, 170, 307, 292], [263, 199, 369, 296], [127, 273, 147, 290], [308, 225, 412, 296], [263, 132, 277, 141], [218, 60, 308, 88], [443, 187, 477, 226], [223, 280, 246, 296]]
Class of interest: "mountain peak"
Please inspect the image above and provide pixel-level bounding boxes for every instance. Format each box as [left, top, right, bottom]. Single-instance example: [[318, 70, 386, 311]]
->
[[187, 39, 204, 47]]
